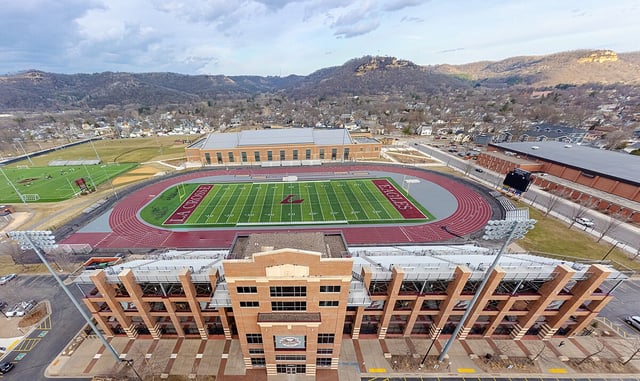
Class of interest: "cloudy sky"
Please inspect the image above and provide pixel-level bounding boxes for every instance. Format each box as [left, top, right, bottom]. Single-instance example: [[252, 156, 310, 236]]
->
[[1, 0, 639, 76]]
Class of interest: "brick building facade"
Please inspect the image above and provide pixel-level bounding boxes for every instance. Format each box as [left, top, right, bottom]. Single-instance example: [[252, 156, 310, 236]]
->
[[75, 233, 624, 377]]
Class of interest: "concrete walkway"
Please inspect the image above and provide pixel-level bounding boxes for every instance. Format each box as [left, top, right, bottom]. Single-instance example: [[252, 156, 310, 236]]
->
[[42, 333, 640, 380]]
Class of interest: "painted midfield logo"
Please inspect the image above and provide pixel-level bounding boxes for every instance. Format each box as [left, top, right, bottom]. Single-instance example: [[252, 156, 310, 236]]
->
[[280, 194, 304, 204]]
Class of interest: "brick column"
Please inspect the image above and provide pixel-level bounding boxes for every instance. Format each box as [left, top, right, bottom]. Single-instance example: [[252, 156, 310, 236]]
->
[[90, 270, 137, 339], [540, 264, 611, 339], [179, 269, 208, 339], [353, 267, 373, 339], [119, 269, 161, 339], [433, 266, 471, 333], [458, 266, 505, 340], [511, 264, 574, 340], [483, 298, 515, 337], [378, 265, 404, 339]]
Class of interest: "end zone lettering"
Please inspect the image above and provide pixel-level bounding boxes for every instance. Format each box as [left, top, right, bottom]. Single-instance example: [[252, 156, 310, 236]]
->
[[371, 179, 426, 219], [164, 184, 213, 225]]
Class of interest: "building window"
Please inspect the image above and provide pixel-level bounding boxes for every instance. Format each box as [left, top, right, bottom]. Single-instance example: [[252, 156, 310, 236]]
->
[[228, 152, 234, 162], [331, 148, 337, 160], [216, 152, 223, 164], [343, 147, 349, 160], [280, 150, 286, 160], [292, 150, 298, 160], [204, 152, 211, 165], [240, 301, 259, 307], [305, 149, 311, 160], [320, 285, 340, 293], [317, 334, 334, 344], [317, 348, 333, 354], [251, 358, 266, 366], [237, 286, 257, 294], [241, 152, 247, 162], [246, 334, 263, 344], [267, 151, 273, 161], [270, 286, 306, 297], [319, 149, 325, 159], [272, 301, 306, 311], [254, 151, 260, 162], [319, 301, 339, 307], [276, 365, 305, 374], [249, 348, 264, 354], [316, 358, 332, 367], [276, 355, 306, 361]]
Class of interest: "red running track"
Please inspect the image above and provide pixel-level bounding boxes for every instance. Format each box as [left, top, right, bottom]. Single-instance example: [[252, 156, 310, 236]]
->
[[61, 165, 493, 249]]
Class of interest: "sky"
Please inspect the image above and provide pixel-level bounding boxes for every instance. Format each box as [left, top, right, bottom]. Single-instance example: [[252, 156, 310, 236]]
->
[[1, 0, 639, 76]]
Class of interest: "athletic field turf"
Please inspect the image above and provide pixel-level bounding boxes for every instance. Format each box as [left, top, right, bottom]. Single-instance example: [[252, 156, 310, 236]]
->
[[140, 178, 434, 227], [0, 163, 138, 202]]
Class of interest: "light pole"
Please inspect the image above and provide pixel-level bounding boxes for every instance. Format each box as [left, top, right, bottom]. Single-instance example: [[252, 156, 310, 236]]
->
[[437, 218, 536, 363], [6, 230, 121, 362]]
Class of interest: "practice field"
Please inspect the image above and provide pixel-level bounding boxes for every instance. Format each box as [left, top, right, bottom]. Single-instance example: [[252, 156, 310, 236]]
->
[[140, 178, 434, 227], [0, 163, 138, 202]]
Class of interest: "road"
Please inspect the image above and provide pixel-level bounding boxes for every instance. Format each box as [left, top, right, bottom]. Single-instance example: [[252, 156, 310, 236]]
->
[[0, 275, 89, 381], [415, 142, 640, 255]]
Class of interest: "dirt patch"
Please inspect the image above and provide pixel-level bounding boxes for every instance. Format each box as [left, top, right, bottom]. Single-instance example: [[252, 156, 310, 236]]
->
[[567, 358, 638, 374], [473, 355, 541, 373], [18, 303, 47, 328], [386, 151, 436, 165], [17, 177, 39, 184], [112, 165, 163, 186]]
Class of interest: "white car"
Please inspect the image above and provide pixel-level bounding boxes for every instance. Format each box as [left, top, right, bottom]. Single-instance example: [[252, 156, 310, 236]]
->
[[5, 300, 36, 317], [575, 217, 595, 227], [0, 274, 16, 285], [626, 316, 640, 331]]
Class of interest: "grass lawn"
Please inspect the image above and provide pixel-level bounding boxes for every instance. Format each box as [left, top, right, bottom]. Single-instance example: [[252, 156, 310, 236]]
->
[[4, 135, 199, 167], [0, 163, 138, 202], [518, 204, 639, 271], [140, 178, 434, 228]]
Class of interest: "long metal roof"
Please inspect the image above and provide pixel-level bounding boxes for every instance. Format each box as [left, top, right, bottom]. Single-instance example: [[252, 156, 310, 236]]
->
[[491, 141, 640, 185], [200, 128, 353, 150]]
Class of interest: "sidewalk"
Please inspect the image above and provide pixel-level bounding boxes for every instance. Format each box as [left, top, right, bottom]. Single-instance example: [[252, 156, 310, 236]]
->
[[44, 334, 640, 380]]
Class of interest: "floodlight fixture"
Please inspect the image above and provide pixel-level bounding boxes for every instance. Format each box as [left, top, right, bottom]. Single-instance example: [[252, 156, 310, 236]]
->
[[8, 230, 121, 362]]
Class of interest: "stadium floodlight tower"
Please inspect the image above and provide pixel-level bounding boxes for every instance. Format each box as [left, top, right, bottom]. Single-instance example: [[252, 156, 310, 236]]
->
[[6, 230, 121, 362], [436, 218, 536, 363]]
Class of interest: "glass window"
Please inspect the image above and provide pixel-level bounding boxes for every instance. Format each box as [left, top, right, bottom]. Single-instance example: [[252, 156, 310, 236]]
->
[[240, 301, 259, 307], [246, 333, 263, 344], [254, 151, 260, 162], [319, 149, 325, 159], [251, 358, 266, 366], [316, 358, 332, 367], [319, 301, 339, 307], [228, 152, 234, 162], [320, 285, 341, 293], [305, 149, 311, 160], [272, 301, 306, 311], [270, 286, 306, 297], [241, 152, 247, 162], [237, 286, 257, 293], [267, 151, 273, 161], [292, 150, 298, 160], [280, 150, 286, 160], [317, 334, 335, 344]]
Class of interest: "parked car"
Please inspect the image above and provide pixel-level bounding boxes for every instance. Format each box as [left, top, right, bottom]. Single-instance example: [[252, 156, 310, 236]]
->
[[5, 300, 36, 317], [474, 168, 484, 173], [626, 316, 640, 331], [575, 217, 595, 227], [0, 362, 14, 374], [0, 274, 16, 285], [0, 300, 6, 310]]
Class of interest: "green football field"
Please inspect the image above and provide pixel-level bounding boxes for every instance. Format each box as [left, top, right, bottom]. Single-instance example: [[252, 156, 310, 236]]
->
[[0, 163, 138, 202], [140, 178, 434, 227]]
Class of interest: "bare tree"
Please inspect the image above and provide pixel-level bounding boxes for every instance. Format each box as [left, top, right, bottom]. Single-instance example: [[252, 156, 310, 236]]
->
[[622, 338, 640, 365], [597, 213, 627, 243], [577, 341, 606, 365], [568, 200, 594, 229], [543, 190, 561, 217]]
